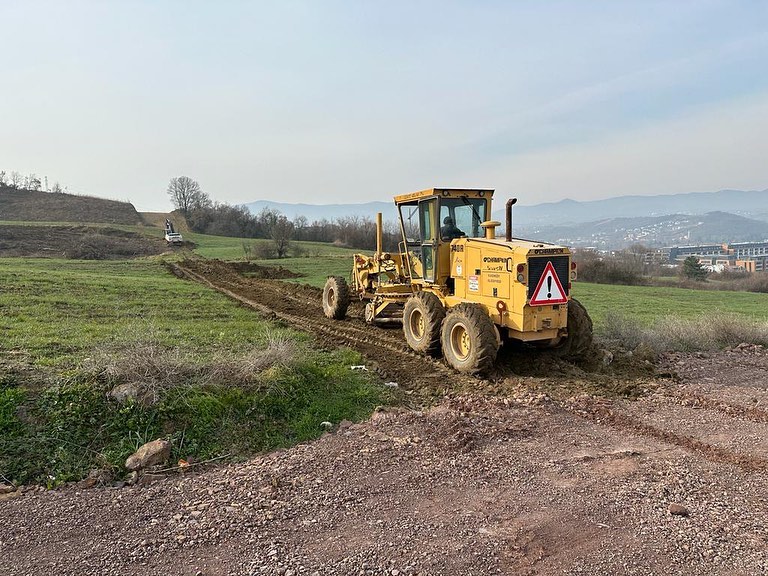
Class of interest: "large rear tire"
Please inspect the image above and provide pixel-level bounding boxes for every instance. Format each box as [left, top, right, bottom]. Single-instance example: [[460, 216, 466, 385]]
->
[[403, 291, 445, 356], [322, 276, 350, 320], [550, 298, 593, 359], [441, 303, 499, 374]]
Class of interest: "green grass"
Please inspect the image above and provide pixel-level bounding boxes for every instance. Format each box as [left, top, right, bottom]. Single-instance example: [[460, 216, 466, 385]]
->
[[252, 251, 356, 286], [0, 256, 388, 486], [573, 282, 768, 330], [0, 258, 285, 368]]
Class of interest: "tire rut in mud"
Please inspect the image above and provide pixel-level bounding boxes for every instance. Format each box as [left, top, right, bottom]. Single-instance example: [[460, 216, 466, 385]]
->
[[170, 260, 478, 397], [564, 396, 768, 472], [664, 389, 768, 424]]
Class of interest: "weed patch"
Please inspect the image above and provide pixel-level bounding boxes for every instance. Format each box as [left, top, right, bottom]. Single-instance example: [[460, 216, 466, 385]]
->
[[601, 313, 768, 354], [0, 343, 387, 487]]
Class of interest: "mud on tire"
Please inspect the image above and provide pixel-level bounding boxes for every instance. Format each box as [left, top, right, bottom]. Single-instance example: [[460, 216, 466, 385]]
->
[[403, 291, 446, 356], [550, 298, 593, 359], [441, 303, 499, 374], [322, 276, 350, 320]]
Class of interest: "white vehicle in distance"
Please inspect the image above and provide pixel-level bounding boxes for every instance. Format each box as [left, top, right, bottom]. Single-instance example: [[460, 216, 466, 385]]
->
[[165, 231, 183, 245]]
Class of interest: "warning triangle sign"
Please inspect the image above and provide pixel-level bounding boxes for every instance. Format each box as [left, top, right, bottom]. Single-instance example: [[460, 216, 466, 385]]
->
[[529, 261, 568, 306]]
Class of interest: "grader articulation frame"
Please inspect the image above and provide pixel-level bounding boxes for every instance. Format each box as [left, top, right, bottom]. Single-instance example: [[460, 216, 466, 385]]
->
[[322, 188, 592, 374]]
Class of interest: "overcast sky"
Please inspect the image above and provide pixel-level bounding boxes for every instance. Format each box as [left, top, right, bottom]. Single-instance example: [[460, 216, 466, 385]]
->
[[1, 1, 767, 211]]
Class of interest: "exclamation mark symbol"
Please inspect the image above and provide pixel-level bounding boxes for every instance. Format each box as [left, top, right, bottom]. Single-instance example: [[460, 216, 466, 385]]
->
[[547, 276, 552, 299]]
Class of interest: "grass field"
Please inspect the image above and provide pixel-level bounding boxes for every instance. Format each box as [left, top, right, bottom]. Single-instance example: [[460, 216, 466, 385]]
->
[[573, 282, 768, 327], [0, 256, 387, 486]]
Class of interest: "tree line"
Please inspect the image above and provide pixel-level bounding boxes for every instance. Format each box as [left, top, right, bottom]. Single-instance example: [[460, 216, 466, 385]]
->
[[0, 170, 66, 193], [167, 175, 400, 257]]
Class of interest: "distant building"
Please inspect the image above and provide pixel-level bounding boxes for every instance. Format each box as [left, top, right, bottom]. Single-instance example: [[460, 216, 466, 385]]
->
[[666, 241, 768, 272]]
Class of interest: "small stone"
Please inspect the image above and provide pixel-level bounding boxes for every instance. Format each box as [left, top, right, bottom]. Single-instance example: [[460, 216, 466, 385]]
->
[[125, 439, 172, 471], [108, 382, 142, 404], [0, 483, 15, 494], [668, 503, 689, 516]]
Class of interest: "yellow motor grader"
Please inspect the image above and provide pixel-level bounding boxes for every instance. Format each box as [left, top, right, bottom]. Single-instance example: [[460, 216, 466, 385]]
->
[[322, 188, 592, 374]]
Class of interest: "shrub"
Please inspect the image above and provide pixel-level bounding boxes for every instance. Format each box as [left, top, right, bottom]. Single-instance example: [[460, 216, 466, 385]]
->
[[254, 242, 277, 259], [576, 257, 647, 286], [681, 256, 707, 281]]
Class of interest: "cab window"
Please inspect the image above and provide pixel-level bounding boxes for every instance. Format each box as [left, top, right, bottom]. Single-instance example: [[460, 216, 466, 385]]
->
[[439, 197, 487, 240]]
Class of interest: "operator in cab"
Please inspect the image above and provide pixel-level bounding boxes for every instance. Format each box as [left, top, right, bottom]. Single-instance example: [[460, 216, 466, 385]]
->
[[440, 216, 464, 241]]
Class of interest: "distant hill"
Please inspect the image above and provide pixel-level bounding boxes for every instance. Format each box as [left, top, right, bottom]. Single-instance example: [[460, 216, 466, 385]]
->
[[519, 211, 768, 250], [246, 189, 768, 229], [0, 186, 142, 225], [245, 200, 398, 223], [500, 188, 768, 227]]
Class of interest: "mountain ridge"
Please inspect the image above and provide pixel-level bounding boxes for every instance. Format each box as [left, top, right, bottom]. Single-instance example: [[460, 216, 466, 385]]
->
[[246, 188, 768, 226]]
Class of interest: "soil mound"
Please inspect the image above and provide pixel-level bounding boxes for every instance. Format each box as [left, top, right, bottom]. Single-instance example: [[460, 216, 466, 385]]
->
[[0, 186, 141, 224], [230, 261, 304, 279], [0, 225, 169, 259]]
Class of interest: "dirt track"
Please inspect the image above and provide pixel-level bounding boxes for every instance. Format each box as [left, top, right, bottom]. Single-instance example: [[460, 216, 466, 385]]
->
[[2, 259, 767, 575], [169, 259, 481, 397]]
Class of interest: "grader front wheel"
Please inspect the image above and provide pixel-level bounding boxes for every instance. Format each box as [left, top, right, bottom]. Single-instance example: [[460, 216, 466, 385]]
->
[[322, 276, 350, 320], [403, 292, 445, 356], [441, 303, 499, 374]]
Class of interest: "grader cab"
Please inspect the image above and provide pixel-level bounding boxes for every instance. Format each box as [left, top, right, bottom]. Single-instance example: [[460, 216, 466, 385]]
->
[[322, 188, 593, 374]]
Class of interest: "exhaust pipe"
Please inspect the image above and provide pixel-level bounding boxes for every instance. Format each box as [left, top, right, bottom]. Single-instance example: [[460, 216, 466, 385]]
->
[[505, 198, 518, 241], [376, 212, 383, 256]]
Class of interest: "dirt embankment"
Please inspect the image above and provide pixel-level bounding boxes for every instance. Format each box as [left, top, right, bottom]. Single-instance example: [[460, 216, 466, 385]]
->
[[2, 259, 767, 575], [0, 224, 170, 259], [0, 187, 142, 224]]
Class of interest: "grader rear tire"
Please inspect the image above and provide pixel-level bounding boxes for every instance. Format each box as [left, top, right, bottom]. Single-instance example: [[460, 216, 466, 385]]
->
[[549, 298, 593, 359], [403, 292, 445, 356], [322, 276, 350, 320], [441, 303, 499, 374]]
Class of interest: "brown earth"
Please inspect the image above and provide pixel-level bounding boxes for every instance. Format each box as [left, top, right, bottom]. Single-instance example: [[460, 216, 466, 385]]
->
[[1, 259, 766, 575], [0, 224, 173, 259], [0, 186, 141, 224], [140, 211, 191, 233]]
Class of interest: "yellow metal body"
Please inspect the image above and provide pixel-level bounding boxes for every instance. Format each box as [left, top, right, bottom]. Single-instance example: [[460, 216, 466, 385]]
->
[[350, 188, 575, 342]]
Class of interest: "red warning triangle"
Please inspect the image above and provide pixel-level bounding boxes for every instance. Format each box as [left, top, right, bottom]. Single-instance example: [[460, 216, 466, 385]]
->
[[529, 261, 568, 306]]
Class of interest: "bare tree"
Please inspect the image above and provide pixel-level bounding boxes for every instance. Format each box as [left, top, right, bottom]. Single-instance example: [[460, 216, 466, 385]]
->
[[271, 215, 294, 258], [9, 171, 22, 188], [24, 174, 42, 191], [0, 171, 6, 186], [167, 176, 210, 214], [51, 181, 63, 193], [256, 207, 280, 236]]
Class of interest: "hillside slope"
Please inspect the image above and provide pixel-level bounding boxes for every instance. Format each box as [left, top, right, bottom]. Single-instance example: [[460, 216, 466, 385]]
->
[[0, 186, 142, 225], [520, 211, 768, 249]]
